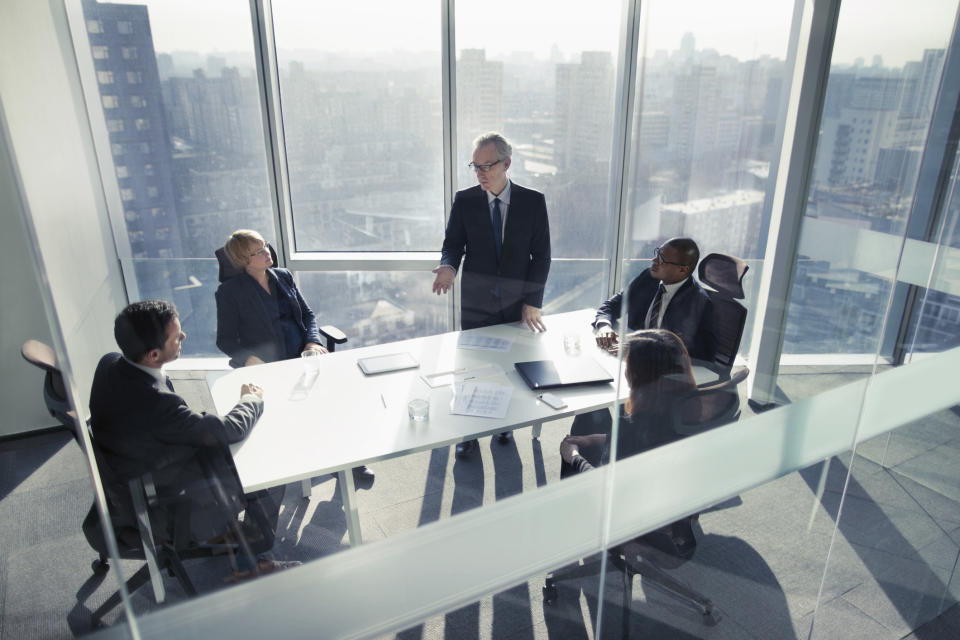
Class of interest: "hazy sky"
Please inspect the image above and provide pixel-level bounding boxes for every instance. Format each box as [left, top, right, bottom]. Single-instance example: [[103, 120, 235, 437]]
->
[[107, 0, 956, 68]]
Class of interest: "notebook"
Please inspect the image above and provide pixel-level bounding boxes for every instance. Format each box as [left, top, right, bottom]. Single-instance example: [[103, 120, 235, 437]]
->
[[514, 358, 614, 390]]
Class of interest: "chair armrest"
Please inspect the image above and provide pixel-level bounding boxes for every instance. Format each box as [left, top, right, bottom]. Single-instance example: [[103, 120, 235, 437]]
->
[[318, 325, 348, 352], [128, 476, 167, 603]]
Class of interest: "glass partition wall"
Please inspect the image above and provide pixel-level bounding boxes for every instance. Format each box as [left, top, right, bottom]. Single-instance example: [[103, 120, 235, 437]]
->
[[11, 0, 958, 637]]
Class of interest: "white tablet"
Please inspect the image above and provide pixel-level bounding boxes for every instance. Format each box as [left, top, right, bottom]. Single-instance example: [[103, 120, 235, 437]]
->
[[357, 352, 419, 375]]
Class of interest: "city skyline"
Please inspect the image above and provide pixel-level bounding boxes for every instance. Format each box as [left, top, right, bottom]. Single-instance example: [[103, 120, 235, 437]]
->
[[101, 0, 954, 68]]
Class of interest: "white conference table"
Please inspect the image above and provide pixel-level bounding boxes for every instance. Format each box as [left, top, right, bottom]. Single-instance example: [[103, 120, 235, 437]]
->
[[209, 308, 713, 546]]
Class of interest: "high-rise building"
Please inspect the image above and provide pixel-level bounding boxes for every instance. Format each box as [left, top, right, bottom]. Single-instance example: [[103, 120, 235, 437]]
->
[[554, 52, 614, 171], [82, 0, 181, 261], [457, 49, 503, 158]]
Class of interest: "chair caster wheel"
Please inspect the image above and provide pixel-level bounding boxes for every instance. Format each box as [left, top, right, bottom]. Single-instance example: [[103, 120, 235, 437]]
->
[[92, 559, 109, 574], [702, 602, 718, 626], [542, 582, 557, 605]]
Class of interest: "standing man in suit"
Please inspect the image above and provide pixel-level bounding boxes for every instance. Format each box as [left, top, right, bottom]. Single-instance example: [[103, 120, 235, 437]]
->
[[594, 237, 714, 364], [90, 299, 297, 579], [431, 132, 552, 458]]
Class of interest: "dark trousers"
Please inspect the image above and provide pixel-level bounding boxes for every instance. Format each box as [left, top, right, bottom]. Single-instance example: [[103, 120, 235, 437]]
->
[[461, 299, 522, 330]]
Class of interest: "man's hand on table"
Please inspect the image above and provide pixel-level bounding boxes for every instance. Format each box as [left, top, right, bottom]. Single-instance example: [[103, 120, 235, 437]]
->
[[240, 383, 263, 400], [521, 304, 546, 332], [595, 325, 619, 352], [244, 354, 265, 367]]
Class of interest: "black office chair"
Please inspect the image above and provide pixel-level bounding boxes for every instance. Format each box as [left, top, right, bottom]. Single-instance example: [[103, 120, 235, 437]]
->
[[697, 253, 749, 378], [20, 341, 259, 625], [86, 442, 267, 625], [20, 339, 73, 429], [215, 244, 347, 352], [543, 368, 750, 633]]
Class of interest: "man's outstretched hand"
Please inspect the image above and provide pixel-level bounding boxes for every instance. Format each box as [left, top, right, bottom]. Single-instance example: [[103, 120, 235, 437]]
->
[[431, 266, 455, 294]]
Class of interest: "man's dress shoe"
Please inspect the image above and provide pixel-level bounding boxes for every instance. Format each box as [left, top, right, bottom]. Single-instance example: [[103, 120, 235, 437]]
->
[[352, 465, 375, 486], [455, 439, 478, 459]]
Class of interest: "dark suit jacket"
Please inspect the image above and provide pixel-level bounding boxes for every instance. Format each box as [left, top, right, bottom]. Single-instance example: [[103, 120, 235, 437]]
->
[[89, 353, 263, 540], [594, 268, 715, 362], [216, 267, 322, 368], [441, 183, 551, 329]]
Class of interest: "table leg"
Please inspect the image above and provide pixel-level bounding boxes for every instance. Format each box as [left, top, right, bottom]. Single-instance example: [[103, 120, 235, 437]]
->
[[300, 478, 311, 499], [531, 421, 543, 439], [338, 469, 363, 545]]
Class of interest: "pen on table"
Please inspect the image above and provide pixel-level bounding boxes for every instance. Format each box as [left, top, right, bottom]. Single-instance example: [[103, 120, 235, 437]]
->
[[380, 393, 387, 408]]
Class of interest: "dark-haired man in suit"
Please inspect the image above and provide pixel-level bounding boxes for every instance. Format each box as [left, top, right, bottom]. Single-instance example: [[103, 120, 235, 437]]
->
[[431, 132, 551, 458], [89, 299, 297, 579]]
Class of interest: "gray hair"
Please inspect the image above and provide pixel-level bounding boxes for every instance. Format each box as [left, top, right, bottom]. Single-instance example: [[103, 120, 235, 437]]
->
[[473, 132, 512, 160]]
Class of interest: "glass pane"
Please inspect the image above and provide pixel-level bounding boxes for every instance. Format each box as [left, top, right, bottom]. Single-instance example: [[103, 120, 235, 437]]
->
[[130, 258, 222, 357], [455, 0, 623, 310], [80, 0, 275, 348], [626, 1, 793, 263], [782, 0, 955, 355], [271, 0, 444, 252], [296, 271, 451, 347]]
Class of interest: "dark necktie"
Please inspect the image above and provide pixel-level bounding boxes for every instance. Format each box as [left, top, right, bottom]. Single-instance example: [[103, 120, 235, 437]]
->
[[491, 197, 503, 260], [165, 376, 175, 392], [646, 284, 666, 329]]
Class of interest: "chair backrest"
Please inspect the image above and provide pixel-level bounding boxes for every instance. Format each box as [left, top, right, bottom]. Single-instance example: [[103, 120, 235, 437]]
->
[[20, 339, 73, 430], [216, 243, 279, 282], [698, 253, 749, 376], [677, 366, 749, 436]]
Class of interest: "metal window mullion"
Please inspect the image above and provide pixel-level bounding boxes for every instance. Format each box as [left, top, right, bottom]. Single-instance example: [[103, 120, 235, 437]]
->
[[746, 0, 842, 405], [442, 0, 459, 329], [606, 0, 644, 300], [889, 4, 960, 363], [249, 0, 292, 267]]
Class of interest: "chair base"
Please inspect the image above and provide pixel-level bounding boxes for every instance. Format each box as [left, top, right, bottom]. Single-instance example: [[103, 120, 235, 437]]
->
[[543, 545, 718, 633]]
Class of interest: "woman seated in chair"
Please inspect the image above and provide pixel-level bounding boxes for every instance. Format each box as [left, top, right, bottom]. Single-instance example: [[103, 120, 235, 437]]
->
[[561, 329, 695, 473], [215, 230, 375, 484], [215, 229, 328, 369]]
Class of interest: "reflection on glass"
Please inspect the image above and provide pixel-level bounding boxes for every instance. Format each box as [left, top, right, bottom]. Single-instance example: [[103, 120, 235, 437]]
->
[[271, 0, 443, 252], [296, 271, 450, 348], [782, 0, 953, 355]]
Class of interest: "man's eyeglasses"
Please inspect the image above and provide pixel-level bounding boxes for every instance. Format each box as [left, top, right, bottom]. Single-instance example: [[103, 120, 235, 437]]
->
[[468, 159, 502, 173], [249, 244, 271, 258], [653, 246, 687, 267]]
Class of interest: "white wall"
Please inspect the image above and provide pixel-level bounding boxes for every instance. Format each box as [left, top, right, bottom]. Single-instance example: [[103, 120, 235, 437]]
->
[[0, 118, 57, 436], [0, 0, 127, 431]]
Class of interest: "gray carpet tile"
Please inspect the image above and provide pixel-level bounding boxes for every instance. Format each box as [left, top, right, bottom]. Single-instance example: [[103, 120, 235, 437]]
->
[[799, 594, 897, 640], [892, 442, 960, 505], [902, 602, 960, 640]]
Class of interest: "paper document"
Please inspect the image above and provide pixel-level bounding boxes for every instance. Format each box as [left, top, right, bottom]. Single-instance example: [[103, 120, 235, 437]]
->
[[420, 364, 504, 388], [457, 333, 513, 352], [451, 381, 513, 419]]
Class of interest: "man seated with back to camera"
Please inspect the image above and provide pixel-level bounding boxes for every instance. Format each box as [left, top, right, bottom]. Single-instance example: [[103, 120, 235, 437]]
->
[[570, 237, 715, 441], [89, 299, 299, 581]]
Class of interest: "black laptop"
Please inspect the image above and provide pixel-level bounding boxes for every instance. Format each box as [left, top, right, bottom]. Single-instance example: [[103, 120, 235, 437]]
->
[[514, 358, 614, 390]]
